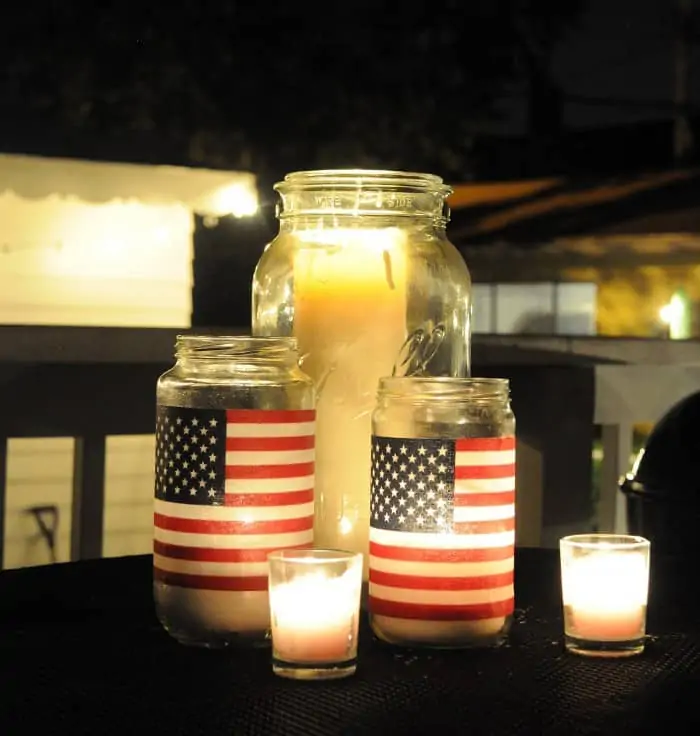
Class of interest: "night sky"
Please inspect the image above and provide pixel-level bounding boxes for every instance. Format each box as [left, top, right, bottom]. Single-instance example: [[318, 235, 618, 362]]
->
[[497, 0, 700, 133], [558, 0, 700, 128], [0, 0, 696, 179]]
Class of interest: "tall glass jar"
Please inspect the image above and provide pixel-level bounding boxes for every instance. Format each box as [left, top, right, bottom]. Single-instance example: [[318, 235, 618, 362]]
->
[[153, 335, 316, 648], [252, 170, 472, 573], [369, 377, 515, 648]]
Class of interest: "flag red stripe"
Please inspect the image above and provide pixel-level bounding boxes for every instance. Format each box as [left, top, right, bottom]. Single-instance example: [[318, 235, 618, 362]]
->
[[222, 489, 314, 507], [454, 491, 515, 506], [154, 513, 313, 535], [226, 409, 315, 424], [225, 435, 315, 451], [369, 569, 513, 590], [453, 517, 515, 534], [368, 596, 514, 621], [369, 541, 513, 562], [154, 540, 309, 562], [455, 437, 515, 452], [154, 567, 268, 591], [225, 462, 315, 479], [455, 463, 516, 480]]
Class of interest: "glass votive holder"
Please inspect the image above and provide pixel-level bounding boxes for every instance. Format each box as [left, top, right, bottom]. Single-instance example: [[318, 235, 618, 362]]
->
[[268, 549, 363, 680], [560, 534, 651, 658]]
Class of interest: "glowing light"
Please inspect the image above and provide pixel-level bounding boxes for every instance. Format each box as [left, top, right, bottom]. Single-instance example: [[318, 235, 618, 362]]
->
[[659, 290, 691, 339], [339, 516, 354, 535], [659, 296, 682, 325], [210, 184, 258, 218]]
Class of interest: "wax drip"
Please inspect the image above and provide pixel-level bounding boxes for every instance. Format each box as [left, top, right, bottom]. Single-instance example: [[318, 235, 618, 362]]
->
[[382, 249, 395, 290]]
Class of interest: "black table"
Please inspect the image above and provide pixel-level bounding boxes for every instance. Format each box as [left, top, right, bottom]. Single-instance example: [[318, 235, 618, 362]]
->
[[1, 548, 699, 736]]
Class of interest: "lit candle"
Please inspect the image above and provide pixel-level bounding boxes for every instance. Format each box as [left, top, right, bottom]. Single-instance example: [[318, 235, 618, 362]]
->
[[271, 572, 359, 662], [293, 228, 408, 571], [560, 534, 650, 656], [268, 549, 363, 679]]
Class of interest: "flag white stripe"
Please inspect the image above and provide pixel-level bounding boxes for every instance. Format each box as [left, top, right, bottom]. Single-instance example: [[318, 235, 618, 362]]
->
[[456, 450, 515, 466], [369, 528, 514, 549], [369, 555, 514, 578], [225, 475, 314, 494], [226, 449, 315, 465], [154, 528, 314, 548], [453, 504, 515, 523], [155, 498, 314, 522], [154, 555, 268, 577], [454, 477, 515, 493], [369, 583, 514, 605], [226, 422, 315, 438]]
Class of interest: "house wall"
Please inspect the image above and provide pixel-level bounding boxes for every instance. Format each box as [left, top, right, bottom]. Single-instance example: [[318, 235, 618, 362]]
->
[[0, 193, 193, 327], [561, 263, 700, 337], [4, 436, 155, 568], [462, 235, 700, 337], [0, 194, 194, 568]]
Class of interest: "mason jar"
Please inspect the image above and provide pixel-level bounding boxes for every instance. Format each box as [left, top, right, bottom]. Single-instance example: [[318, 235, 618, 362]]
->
[[368, 377, 515, 648], [252, 170, 472, 573], [153, 335, 316, 648]]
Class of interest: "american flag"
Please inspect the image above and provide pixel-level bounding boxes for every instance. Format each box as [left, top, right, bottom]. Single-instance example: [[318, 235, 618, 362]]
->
[[153, 406, 315, 591], [368, 435, 515, 622]]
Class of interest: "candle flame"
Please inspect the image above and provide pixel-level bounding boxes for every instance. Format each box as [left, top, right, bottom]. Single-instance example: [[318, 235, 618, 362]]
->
[[339, 516, 354, 535]]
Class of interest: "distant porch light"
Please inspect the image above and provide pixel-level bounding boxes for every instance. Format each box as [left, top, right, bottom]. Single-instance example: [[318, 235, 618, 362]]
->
[[209, 183, 258, 218], [659, 289, 691, 339]]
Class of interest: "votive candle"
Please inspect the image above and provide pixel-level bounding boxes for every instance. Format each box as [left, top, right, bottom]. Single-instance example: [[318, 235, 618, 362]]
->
[[560, 534, 650, 658], [268, 549, 363, 679]]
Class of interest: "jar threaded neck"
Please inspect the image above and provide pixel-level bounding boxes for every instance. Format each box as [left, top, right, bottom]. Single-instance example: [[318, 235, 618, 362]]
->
[[274, 169, 451, 224], [175, 335, 298, 364], [377, 377, 509, 403]]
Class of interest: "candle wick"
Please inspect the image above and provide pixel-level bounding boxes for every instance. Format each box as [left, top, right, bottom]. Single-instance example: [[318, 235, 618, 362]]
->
[[382, 249, 396, 290]]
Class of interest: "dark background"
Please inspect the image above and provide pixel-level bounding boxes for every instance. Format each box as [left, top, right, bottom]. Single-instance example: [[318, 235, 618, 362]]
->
[[1, 0, 697, 192]]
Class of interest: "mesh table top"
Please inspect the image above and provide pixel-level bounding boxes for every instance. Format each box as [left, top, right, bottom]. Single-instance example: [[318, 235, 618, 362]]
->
[[0, 548, 698, 736]]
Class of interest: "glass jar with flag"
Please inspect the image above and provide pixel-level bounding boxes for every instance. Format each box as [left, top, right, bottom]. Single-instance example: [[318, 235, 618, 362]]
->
[[368, 377, 515, 648], [153, 335, 316, 648], [252, 170, 472, 577]]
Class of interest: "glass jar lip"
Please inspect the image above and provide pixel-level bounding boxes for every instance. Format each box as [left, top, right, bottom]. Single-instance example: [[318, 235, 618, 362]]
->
[[267, 548, 362, 565], [560, 533, 650, 551], [175, 332, 297, 347], [378, 376, 509, 399], [275, 169, 452, 196], [175, 334, 298, 354]]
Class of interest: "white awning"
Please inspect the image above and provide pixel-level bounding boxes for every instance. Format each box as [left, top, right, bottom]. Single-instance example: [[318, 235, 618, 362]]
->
[[0, 153, 258, 217]]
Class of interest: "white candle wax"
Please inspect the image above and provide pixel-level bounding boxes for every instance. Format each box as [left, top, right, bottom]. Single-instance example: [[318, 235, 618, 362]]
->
[[155, 586, 270, 633], [293, 228, 408, 573], [270, 570, 361, 663], [563, 553, 649, 641]]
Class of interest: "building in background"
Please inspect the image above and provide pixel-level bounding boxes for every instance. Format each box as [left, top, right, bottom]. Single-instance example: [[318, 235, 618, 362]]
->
[[448, 170, 700, 337], [0, 153, 258, 569], [0, 153, 257, 326], [471, 281, 597, 335]]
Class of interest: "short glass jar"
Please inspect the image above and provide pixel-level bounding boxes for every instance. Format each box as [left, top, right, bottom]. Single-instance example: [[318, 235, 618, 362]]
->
[[252, 170, 472, 572], [368, 377, 515, 648], [153, 335, 316, 648]]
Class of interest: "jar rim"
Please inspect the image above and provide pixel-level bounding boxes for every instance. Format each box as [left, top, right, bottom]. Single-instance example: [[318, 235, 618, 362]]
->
[[176, 334, 297, 346], [560, 533, 650, 551], [275, 169, 452, 196], [175, 334, 298, 356], [378, 376, 509, 398], [267, 548, 362, 565]]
